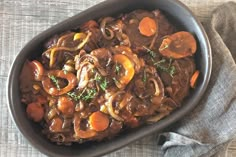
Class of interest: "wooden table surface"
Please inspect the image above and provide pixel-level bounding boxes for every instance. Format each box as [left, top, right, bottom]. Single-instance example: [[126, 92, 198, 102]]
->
[[0, 0, 235, 156]]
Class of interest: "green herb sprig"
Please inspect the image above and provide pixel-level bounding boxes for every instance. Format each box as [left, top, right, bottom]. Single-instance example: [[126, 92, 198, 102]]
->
[[92, 73, 108, 91], [154, 59, 176, 77], [143, 46, 157, 58], [115, 62, 121, 75], [67, 92, 80, 101], [142, 70, 147, 83], [67, 88, 97, 102], [83, 89, 97, 101], [48, 75, 60, 89], [100, 78, 109, 91]]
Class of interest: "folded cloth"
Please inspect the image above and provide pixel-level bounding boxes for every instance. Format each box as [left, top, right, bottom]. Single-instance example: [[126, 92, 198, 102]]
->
[[157, 2, 236, 157]]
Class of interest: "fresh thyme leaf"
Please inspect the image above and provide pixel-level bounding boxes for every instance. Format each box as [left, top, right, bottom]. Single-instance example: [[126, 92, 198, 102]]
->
[[94, 73, 102, 81], [154, 58, 176, 77], [67, 92, 80, 101], [77, 87, 87, 98], [154, 59, 166, 66], [168, 58, 173, 68], [169, 66, 176, 77], [115, 62, 121, 75], [48, 75, 60, 90], [100, 78, 109, 91], [156, 64, 168, 72], [142, 70, 147, 83], [67, 88, 87, 101], [82, 89, 97, 101], [151, 57, 155, 62], [143, 46, 156, 58]]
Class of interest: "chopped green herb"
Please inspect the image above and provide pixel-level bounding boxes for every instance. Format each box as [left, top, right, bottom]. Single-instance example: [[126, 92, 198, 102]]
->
[[91, 73, 108, 91], [168, 66, 176, 77], [67, 92, 80, 101], [143, 46, 156, 58], [115, 62, 121, 74], [67, 87, 96, 101], [154, 59, 176, 77], [142, 70, 147, 83], [94, 73, 102, 81], [100, 78, 109, 91], [48, 75, 60, 89], [77, 87, 87, 98], [154, 59, 166, 66], [83, 89, 97, 101], [168, 58, 173, 67]]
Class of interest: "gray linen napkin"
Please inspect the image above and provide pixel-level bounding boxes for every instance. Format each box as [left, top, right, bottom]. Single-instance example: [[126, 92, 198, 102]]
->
[[157, 2, 236, 157]]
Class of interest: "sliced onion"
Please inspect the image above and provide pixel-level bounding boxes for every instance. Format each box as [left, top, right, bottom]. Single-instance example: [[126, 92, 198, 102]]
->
[[76, 61, 94, 89], [90, 48, 113, 67], [105, 91, 125, 121], [149, 32, 158, 50], [119, 92, 133, 109], [116, 32, 131, 47], [56, 32, 76, 47], [49, 47, 73, 68], [76, 54, 107, 76], [76, 31, 92, 50], [146, 112, 169, 123], [51, 133, 66, 143], [100, 17, 115, 40], [148, 78, 160, 96], [47, 108, 58, 120], [73, 114, 97, 139]]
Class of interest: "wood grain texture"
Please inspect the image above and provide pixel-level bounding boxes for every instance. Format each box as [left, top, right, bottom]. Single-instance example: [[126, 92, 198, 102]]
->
[[0, 0, 235, 156]]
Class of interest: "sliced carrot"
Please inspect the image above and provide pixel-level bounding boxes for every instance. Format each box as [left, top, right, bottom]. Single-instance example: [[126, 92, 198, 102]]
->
[[159, 31, 197, 59], [26, 102, 44, 122], [190, 70, 200, 88], [57, 96, 75, 115], [138, 17, 157, 37], [89, 111, 109, 131]]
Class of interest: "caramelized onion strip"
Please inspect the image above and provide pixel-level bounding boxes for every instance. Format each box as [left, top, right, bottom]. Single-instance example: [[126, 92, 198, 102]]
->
[[105, 91, 125, 121], [100, 17, 115, 40]]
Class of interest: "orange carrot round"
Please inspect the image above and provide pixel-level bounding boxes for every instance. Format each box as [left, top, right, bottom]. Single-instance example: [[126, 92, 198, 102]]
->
[[57, 96, 75, 115], [159, 31, 197, 59], [190, 70, 200, 88], [138, 17, 157, 37], [89, 111, 109, 131], [26, 102, 44, 122]]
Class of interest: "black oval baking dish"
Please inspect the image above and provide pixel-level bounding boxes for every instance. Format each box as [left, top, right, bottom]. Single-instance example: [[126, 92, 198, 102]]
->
[[7, 0, 212, 156]]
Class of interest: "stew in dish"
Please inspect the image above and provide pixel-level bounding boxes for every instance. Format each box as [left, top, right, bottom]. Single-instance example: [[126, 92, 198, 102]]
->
[[20, 9, 199, 145]]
